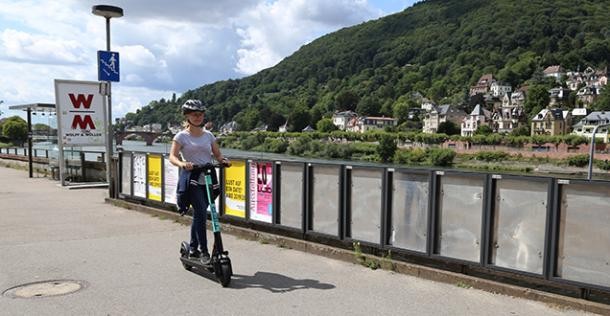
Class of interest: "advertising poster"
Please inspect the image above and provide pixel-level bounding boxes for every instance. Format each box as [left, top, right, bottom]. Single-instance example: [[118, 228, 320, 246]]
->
[[164, 157, 179, 205], [147, 155, 162, 201], [249, 161, 273, 223], [224, 160, 246, 218], [54, 80, 106, 146], [120, 154, 131, 196], [133, 153, 146, 198]]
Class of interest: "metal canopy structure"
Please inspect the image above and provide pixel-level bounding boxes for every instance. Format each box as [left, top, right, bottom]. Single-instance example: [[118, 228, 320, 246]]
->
[[8, 103, 56, 113], [8, 103, 56, 178]]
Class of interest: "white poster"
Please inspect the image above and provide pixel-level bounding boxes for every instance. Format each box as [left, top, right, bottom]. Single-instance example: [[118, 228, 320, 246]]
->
[[133, 153, 146, 198], [54, 80, 106, 146], [121, 154, 132, 196], [164, 157, 179, 205]]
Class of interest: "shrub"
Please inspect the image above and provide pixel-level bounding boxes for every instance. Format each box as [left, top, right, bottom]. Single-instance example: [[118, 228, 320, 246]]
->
[[595, 159, 610, 171], [240, 133, 265, 150], [566, 154, 590, 167], [426, 148, 456, 166], [394, 148, 427, 165], [260, 138, 288, 153], [474, 151, 509, 162], [377, 134, 397, 163]]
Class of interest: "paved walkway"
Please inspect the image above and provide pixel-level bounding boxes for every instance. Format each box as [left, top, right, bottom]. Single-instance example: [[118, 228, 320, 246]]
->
[[0, 167, 597, 315]]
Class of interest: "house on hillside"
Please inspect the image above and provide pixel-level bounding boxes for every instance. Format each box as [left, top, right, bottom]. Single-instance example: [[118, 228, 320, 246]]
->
[[347, 116, 397, 133], [543, 65, 564, 82], [576, 86, 599, 108], [251, 125, 268, 132], [571, 111, 610, 143], [219, 121, 238, 135], [490, 81, 512, 97], [530, 108, 571, 136], [423, 105, 466, 134], [469, 74, 495, 96], [332, 111, 358, 130], [461, 104, 492, 136], [548, 87, 571, 106], [302, 125, 315, 133], [421, 98, 436, 111], [493, 103, 525, 134], [278, 121, 288, 133]]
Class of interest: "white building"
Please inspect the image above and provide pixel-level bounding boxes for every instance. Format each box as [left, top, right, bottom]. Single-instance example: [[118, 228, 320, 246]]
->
[[346, 116, 397, 133], [423, 105, 466, 134], [331, 111, 358, 130], [461, 104, 492, 136], [490, 81, 512, 97], [571, 111, 610, 143], [219, 121, 238, 134]]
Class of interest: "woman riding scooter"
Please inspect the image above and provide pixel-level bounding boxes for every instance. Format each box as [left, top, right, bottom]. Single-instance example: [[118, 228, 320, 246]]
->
[[169, 99, 229, 264]]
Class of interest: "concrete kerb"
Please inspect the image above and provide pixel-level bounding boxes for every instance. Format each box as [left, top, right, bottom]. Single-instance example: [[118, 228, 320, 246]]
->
[[106, 198, 610, 315]]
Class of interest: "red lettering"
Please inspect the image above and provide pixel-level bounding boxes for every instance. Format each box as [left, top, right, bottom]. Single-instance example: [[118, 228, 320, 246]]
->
[[69, 94, 93, 109], [71, 115, 96, 129]]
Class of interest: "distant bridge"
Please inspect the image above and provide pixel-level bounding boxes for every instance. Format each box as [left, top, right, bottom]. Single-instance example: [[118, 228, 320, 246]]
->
[[115, 131, 168, 146]]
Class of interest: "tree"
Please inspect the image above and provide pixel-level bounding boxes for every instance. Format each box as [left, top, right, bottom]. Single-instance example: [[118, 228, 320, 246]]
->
[[392, 96, 418, 123], [288, 104, 310, 132], [335, 90, 359, 112], [524, 85, 550, 117], [510, 125, 531, 136], [2, 117, 27, 146], [377, 134, 397, 163], [356, 96, 380, 116], [592, 86, 610, 111], [316, 118, 338, 132], [437, 121, 460, 135], [474, 125, 493, 135]]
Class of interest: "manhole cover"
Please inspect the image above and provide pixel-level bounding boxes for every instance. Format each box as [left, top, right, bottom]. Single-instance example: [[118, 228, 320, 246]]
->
[[3, 280, 85, 298]]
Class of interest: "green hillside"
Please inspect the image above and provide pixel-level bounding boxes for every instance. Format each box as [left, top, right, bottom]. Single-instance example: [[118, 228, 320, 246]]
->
[[124, 0, 610, 132]]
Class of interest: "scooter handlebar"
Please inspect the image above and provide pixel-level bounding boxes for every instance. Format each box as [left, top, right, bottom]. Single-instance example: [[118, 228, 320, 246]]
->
[[190, 161, 231, 171]]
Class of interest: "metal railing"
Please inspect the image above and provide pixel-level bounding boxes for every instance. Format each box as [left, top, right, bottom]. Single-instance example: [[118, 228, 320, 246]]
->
[[115, 150, 610, 301]]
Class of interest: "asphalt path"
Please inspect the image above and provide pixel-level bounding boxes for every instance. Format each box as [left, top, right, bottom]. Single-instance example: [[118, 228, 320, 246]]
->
[[0, 167, 593, 315]]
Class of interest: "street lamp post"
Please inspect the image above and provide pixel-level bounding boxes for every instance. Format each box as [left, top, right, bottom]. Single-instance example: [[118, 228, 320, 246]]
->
[[92, 5, 123, 197], [587, 123, 610, 180]]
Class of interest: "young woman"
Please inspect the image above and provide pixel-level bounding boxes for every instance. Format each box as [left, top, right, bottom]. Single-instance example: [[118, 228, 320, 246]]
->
[[169, 99, 229, 263]]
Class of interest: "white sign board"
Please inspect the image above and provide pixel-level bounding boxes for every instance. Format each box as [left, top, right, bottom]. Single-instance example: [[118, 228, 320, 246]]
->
[[54, 80, 106, 146], [164, 157, 179, 205], [133, 153, 147, 198]]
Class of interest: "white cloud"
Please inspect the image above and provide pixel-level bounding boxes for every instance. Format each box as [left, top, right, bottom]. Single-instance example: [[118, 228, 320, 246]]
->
[[233, 0, 381, 75], [0, 0, 403, 120], [1, 29, 87, 64]]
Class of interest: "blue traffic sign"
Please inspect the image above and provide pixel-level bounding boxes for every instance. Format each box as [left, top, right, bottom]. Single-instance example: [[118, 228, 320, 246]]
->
[[98, 50, 120, 82]]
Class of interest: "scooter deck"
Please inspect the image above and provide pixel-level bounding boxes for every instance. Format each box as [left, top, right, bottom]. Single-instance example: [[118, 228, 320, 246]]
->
[[180, 256, 214, 270]]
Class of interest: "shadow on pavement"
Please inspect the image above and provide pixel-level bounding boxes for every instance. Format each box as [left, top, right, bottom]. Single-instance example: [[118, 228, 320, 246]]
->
[[230, 271, 335, 293]]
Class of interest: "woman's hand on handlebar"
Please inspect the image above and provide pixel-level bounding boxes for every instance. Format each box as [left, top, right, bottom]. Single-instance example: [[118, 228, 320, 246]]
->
[[182, 161, 193, 170], [221, 158, 231, 167]]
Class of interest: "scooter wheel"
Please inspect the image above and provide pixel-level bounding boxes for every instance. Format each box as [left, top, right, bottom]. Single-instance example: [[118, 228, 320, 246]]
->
[[182, 262, 193, 271], [219, 262, 232, 287]]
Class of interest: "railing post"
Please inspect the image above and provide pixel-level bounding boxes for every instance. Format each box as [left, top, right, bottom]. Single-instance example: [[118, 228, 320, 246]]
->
[[80, 152, 87, 181]]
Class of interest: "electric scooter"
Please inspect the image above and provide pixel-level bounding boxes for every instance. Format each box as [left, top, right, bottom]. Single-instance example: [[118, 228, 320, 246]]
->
[[179, 162, 233, 287]]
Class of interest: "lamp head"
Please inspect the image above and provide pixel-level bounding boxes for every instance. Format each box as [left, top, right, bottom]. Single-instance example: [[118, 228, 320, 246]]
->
[[92, 5, 123, 18]]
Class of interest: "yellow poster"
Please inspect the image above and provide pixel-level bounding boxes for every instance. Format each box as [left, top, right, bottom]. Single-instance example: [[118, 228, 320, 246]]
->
[[147, 155, 162, 201], [224, 160, 246, 218]]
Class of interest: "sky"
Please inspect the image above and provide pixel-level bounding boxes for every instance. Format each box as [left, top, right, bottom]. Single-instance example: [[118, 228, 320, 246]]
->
[[0, 0, 417, 121]]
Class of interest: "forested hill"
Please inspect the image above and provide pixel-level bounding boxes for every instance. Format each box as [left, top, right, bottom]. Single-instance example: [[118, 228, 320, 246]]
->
[[125, 0, 610, 132]]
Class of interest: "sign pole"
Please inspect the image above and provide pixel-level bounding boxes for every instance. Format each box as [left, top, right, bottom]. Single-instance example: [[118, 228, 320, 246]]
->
[[93, 4, 123, 197], [104, 16, 114, 197]]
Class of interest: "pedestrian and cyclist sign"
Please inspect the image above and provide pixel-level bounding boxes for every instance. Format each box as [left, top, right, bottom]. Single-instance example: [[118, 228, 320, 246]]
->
[[98, 50, 120, 82]]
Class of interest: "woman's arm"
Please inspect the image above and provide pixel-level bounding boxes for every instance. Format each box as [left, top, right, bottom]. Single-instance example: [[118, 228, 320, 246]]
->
[[169, 140, 192, 170], [211, 141, 229, 165]]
